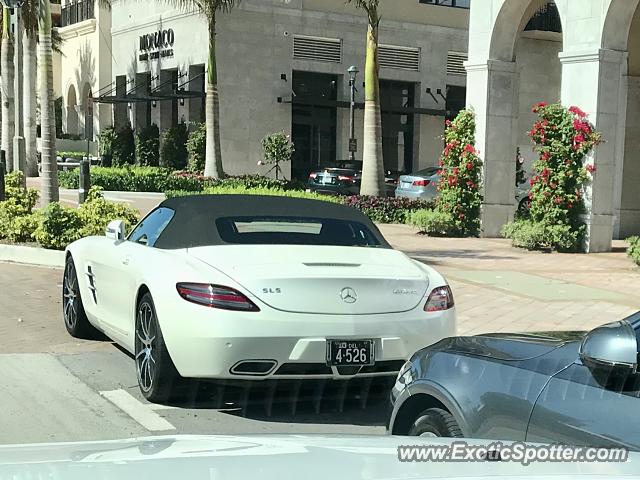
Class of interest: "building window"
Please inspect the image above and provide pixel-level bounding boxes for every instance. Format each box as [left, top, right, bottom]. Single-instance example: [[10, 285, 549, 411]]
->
[[524, 2, 562, 34], [61, 0, 95, 27], [445, 85, 466, 121], [418, 0, 470, 8], [380, 81, 416, 174], [291, 71, 338, 180]]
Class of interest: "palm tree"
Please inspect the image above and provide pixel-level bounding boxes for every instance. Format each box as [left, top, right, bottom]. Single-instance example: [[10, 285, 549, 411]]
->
[[1, 7, 15, 173], [38, 0, 58, 203], [347, 0, 385, 197], [168, 0, 238, 178], [22, 0, 39, 178]]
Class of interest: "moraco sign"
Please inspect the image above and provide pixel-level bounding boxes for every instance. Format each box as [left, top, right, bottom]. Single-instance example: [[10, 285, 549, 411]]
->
[[139, 28, 175, 61]]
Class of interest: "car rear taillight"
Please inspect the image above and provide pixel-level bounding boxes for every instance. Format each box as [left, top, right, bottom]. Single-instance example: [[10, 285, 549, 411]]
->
[[176, 283, 260, 311], [413, 179, 430, 187], [424, 286, 454, 312], [338, 175, 356, 183], [309, 173, 317, 179]]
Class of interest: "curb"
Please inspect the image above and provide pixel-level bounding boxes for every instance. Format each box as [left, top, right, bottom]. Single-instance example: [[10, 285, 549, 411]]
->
[[0, 244, 65, 268]]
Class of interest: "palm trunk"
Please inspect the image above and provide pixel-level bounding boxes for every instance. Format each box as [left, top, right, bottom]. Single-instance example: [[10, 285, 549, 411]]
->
[[1, 8, 14, 173], [359, 20, 385, 197], [24, 32, 37, 177], [203, 13, 224, 179], [38, 0, 58, 204]]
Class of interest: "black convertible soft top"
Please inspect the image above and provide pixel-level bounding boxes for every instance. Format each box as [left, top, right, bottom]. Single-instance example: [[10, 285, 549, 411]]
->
[[153, 194, 390, 249]]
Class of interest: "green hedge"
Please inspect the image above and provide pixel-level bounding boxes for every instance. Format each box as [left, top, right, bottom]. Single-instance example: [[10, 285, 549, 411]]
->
[[57, 151, 87, 160], [628, 237, 640, 266], [408, 209, 456, 236], [58, 167, 303, 193], [165, 186, 343, 204], [58, 166, 204, 192]]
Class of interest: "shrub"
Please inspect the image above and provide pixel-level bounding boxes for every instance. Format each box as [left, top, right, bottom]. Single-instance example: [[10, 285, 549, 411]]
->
[[160, 123, 189, 170], [628, 237, 640, 266], [211, 174, 293, 191], [186, 123, 206, 172], [166, 185, 344, 203], [78, 187, 140, 237], [57, 151, 86, 160], [113, 124, 136, 166], [435, 110, 483, 236], [0, 171, 39, 241], [408, 209, 455, 236], [33, 202, 84, 250], [98, 126, 118, 166], [58, 166, 205, 192], [135, 124, 160, 167], [501, 219, 580, 251], [503, 103, 602, 252], [341, 195, 433, 224]]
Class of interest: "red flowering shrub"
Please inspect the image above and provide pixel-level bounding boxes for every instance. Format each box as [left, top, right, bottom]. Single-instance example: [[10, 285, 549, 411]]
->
[[434, 110, 483, 236], [503, 103, 602, 252]]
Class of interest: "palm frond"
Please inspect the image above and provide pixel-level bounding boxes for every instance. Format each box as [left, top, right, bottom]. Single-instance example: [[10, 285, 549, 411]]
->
[[21, 0, 40, 39], [51, 26, 63, 53]]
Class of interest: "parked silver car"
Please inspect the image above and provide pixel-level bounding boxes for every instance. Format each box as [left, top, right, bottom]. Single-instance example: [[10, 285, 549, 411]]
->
[[396, 166, 532, 215], [395, 167, 441, 201]]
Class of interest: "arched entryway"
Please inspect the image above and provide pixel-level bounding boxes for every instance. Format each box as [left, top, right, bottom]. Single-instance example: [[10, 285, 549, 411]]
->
[[609, 0, 640, 237], [81, 83, 93, 141], [66, 84, 79, 136], [466, 0, 564, 237]]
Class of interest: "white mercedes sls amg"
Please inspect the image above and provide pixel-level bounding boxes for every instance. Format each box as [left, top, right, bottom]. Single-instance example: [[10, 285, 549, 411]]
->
[[63, 195, 456, 402]]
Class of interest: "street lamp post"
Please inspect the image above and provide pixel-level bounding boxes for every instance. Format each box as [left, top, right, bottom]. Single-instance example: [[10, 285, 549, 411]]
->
[[2, 0, 26, 179], [347, 65, 359, 162]]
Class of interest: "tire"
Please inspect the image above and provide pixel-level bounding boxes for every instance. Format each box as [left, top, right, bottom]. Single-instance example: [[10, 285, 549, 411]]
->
[[408, 408, 463, 438], [62, 255, 100, 339], [135, 292, 182, 403], [518, 197, 531, 217]]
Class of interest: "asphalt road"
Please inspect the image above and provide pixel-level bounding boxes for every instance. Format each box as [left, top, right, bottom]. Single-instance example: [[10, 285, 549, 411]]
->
[[0, 263, 387, 445]]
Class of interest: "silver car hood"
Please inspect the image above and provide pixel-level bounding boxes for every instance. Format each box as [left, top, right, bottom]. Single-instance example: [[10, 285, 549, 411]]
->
[[0, 435, 636, 479]]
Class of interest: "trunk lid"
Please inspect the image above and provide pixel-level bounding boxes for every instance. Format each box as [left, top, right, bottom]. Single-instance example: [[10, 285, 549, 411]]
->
[[187, 245, 429, 314]]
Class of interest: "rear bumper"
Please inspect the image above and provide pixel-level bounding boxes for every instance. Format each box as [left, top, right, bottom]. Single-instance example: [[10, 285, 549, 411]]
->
[[158, 304, 456, 380], [394, 188, 437, 201]]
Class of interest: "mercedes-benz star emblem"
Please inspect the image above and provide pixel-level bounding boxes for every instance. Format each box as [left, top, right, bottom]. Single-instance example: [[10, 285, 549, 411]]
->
[[340, 287, 357, 304]]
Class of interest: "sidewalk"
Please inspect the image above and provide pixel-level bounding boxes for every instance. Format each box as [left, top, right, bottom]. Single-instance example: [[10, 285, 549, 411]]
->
[[379, 224, 639, 335]]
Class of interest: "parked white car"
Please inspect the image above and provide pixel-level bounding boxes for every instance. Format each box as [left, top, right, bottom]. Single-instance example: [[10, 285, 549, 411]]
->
[[63, 195, 456, 403], [0, 434, 635, 479]]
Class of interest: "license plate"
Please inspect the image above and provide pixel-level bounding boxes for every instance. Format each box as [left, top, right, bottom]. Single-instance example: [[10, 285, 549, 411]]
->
[[401, 182, 411, 189], [326, 340, 374, 366]]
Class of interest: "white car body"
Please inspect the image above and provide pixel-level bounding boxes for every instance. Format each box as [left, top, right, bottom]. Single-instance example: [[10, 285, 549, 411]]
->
[[0, 434, 636, 479], [65, 195, 456, 383]]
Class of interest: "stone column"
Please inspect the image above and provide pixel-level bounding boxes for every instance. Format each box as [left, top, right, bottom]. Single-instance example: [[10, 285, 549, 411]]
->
[[559, 49, 627, 252], [465, 59, 519, 237], [619, 75, 640, 238]]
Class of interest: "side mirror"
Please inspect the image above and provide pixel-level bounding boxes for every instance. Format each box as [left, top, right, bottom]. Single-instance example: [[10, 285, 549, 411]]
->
[[579, 320, 638, 374], [105, 220, 126, 242]]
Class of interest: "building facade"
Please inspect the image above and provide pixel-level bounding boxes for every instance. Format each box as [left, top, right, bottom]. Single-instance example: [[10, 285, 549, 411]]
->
[[58, 0, 469, 178], [467, 0, 640, 251]]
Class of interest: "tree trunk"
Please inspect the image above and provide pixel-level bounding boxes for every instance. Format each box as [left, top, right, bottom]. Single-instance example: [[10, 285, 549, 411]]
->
[[359, 21, 385, 197], [1, 8, 14, 173], [24, 32, 37, 177], [203, 13, 224, 179], [38, 0, 58, 204]]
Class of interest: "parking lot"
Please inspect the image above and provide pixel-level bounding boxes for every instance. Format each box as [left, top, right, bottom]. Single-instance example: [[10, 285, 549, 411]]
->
[[1, 227, 638, 445]]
